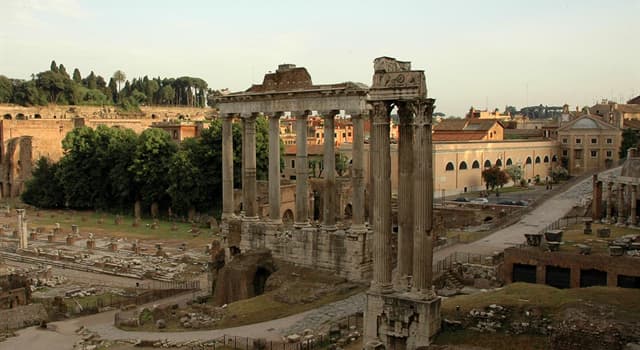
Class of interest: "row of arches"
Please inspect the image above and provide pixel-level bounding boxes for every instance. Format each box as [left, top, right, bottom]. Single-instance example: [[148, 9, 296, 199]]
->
[[445, 155, 558, 172]]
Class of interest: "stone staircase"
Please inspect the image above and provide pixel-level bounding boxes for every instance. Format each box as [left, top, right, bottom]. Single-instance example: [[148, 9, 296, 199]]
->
[[443, 270, 464, 290]]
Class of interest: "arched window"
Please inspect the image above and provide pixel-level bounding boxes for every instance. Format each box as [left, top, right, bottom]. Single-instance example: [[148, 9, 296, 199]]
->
[[552, 155, 558, 162], [472, 160, 480, 169], [535, 156, 541, 164], [543, 156, 549, 163], [445, 162, 455, 171], [506, 158, 513, 166], [526, 157, 532, 164], [484, 160, 491, 168], [459, 161, 468, 170], [496, 159, 503, 167]]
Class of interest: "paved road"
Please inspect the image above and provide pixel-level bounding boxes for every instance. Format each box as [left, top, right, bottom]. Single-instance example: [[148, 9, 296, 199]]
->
[[1, 169, 616, 349]]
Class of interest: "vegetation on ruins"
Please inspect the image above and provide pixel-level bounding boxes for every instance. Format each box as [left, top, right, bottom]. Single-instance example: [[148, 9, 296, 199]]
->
[[0, 60, 211, 110], [21, 118, 277, 218]]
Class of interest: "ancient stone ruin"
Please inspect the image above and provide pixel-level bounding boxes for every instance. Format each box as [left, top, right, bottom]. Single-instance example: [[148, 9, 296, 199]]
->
[[215, 57, 441, 349]]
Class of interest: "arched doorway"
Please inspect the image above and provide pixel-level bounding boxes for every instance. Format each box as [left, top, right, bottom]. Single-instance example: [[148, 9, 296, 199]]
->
[[282, 209, 294, 226], [253, 266, 272, 296], [344, 203, 353, 219]]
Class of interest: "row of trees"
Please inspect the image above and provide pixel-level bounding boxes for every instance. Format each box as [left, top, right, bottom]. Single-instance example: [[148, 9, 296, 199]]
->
[[482, 164, 569, 192], [0, 61, 209, 109], [22, 118, 273, 217]]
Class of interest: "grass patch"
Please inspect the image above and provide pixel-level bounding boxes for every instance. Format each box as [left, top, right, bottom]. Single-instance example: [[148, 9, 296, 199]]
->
[[442, 282, 640, 322], [215, 284, 366, 328], [20, 209, 212, 248], [434, 331, 549, 349]]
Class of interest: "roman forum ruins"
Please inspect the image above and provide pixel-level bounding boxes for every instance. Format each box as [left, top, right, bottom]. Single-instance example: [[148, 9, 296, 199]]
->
[[215, 57, 441, 349]]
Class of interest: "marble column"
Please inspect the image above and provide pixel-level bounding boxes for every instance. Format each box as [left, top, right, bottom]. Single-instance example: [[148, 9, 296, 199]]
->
[[370, 101, 392, 293], [351, 114, 366, 230], [605, 182, 613, 223], [617, 183, 626, 225], [222, 115, 235, 220], [630, 185, 637, 226], [396, 102, 414, 290], [412, 99, 436, 296], [295, 112, 310, 226], [322, 110, 339, 229], [16, 208, 27, 249], [268, 113, 282, 223], [243, 114, 258, 218]]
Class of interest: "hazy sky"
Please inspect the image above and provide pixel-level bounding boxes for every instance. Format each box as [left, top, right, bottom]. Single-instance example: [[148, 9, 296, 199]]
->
[[1, 0, 638, 116]]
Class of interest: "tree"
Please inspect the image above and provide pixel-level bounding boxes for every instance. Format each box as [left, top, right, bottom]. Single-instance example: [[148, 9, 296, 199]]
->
[[551, 166, 569, 183], [113, 70, 126, 93], [481, 165, 509, 192], [129, 128, 177, 216], [158, 85, 175, 105], [0, 75, 13, 103], [50, 60, 58, 72], [72, 68, 82, 83], [85, 71, 97, 90], [620, 128, 639, 159], [35, 70, 66, 103], [21, 157, 65, 208], [505, 165, 523, 185]]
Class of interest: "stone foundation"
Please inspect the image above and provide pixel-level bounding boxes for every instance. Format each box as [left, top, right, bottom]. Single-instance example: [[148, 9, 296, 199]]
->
[[363, 291, 441, 350], [237, 218, 372, 282]]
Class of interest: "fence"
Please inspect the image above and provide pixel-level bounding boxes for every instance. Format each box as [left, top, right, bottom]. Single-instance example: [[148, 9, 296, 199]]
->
[[175, 313, 363, 350], [537, 215, 586, 236], [433, 251, 501, 276], [139, 279, 200, 290]]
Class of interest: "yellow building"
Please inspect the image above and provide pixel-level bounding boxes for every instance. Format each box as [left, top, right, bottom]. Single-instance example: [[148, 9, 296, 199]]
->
[[557, 114, 622, 176]]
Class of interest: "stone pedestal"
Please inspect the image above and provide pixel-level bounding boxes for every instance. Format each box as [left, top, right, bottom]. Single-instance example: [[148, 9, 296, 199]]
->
[[86, 239, 96, 250], [364, 291, 441, 350], [30, 231, 38, 241], [71, 224, 79, 235], [109, 242, 118, 252], [66, 234, 76, 246], [47, 234, 54, 243]]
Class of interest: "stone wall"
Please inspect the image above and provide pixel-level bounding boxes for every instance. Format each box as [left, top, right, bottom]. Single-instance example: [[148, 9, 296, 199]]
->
[[503, 247, 640, 288], [213, 249, 275, 305], [239, 220, 372, 282], [0, 304, 48, 329]]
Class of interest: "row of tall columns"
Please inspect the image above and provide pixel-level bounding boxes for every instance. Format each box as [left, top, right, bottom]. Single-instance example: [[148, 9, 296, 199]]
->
[[396, 103, 414, 289], [221, 111, 368, 230], [411, 100, 435, 295], [221, 116, 235, 220], [370, 101, 393, 293], [295, 113, 310, 226], [322, 111, 338, 229], [597, 180, 638, 226], [268, 114, 282, 224], [242, 115, 258, 218], [351, 115, 366, 230], [617, 183, 626, 225], [369, 98, 436, 296]]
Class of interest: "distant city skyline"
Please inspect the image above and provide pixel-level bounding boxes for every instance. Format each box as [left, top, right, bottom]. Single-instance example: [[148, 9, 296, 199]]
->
[[1, 0, 638, 116]]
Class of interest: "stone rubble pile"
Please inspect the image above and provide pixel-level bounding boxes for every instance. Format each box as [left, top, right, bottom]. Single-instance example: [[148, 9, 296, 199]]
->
[[445, 304, 553, 336]]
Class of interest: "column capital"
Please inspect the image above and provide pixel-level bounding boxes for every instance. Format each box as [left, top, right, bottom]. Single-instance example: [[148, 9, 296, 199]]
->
[[410, 98, 436, 125], [265, 111, 285, 119], [396, 101, 413, 124], [370, 101, 391, 124], [222, 113, 236, 120]]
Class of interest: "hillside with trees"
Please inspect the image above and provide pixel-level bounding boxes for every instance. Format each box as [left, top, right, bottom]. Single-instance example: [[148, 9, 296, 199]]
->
[[0, 60, 211, 111]]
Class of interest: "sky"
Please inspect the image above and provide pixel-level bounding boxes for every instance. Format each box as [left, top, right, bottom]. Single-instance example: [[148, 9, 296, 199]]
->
[[1, 0, 639, 116]]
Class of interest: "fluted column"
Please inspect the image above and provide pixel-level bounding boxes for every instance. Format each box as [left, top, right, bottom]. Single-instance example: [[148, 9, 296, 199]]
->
[[323, 110, 339, 229], [630, 185, 637, 226], [605, 182, 613, 223], [295, 112, 310, 226], [412, 99, 436, 296], [591, 176, 602, 221], [222, 115, 235, 220], [268, 113, 282, 223], [351, 114, 365, 230], [243, 114, 258, 218], [396, 102, 414, 290], [617, 183, 626, 225], [370, 101, 392, 293]]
